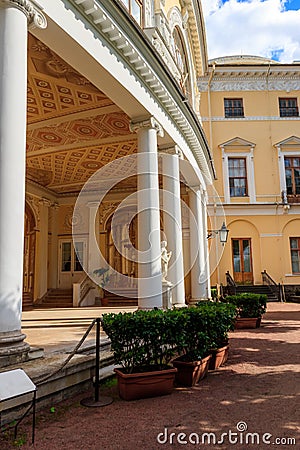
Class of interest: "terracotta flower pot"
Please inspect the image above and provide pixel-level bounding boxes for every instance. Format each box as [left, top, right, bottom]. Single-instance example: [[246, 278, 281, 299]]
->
[[235, 317, 259, 329], [172, 354, 212, 387], [114, 367, 177, 401], [209, 345, 229, 370]]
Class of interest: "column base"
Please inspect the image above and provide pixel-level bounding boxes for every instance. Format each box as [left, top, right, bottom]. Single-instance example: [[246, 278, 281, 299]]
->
[[0, 330, 30, 368], [172, 302, 187, 308], [188, 297, 209, 307]]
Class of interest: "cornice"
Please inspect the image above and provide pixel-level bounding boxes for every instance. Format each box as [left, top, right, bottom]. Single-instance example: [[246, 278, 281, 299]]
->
[[69, 0, 214, 182], [198, 67, 300, 92], [0, 0, 47, 28], [201, 116, 300, 122]]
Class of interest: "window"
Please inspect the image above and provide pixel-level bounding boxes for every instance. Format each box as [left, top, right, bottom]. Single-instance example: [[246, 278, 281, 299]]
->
[[279, 98, 299, 117], [224, 98, 244, 118], [228, 158, 248, 197], [284, 157, 300, 196], [120, 0, 142, 25], [290, 238, 300, 273]]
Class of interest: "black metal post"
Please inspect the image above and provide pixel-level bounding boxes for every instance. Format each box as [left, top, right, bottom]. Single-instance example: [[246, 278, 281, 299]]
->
[[32, 391, 36, 444], [80, 317, 113, 407], [94, 317, 100, 402]]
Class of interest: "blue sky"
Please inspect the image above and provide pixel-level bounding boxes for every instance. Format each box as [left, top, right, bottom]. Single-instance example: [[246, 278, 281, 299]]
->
[[201, 0, 300, 62]]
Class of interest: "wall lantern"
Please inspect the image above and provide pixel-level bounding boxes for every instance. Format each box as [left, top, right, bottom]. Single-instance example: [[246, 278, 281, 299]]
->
[[207, 222, 229, 244]]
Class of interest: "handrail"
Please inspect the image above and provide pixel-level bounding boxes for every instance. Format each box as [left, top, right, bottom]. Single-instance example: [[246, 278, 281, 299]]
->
[[261, 270, 285, 302], [73, 274, 96, 307], [34, 317, 112, 406], [225, 271, 236, 295]]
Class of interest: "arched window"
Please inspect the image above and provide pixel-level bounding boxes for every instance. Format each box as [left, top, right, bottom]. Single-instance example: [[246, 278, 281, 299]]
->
[[172, 26, 191, 101]]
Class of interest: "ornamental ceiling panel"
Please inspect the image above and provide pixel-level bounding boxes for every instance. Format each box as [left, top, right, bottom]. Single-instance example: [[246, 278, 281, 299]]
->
[[26, 112, 131, 153], [27, 34, 113, 123], [26, 141, 137, 194], [26, 34, 137, 195]]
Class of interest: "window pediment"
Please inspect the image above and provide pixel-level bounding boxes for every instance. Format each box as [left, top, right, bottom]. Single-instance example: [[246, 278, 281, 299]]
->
[[219, 137, 255, 150], [274, 136, 300, 149]]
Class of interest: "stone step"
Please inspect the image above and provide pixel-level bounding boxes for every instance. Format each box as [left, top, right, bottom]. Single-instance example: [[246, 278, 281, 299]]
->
[[0, 341, 113, 425]]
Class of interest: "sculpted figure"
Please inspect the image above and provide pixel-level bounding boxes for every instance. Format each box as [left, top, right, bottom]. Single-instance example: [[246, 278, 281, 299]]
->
[[161, 241, 172, 282]]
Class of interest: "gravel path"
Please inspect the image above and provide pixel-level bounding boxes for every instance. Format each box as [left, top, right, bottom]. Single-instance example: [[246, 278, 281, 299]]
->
[[1, 303, 299, 449]]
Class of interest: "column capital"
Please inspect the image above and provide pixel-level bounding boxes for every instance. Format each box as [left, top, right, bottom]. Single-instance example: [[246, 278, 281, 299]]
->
[[158, 144, 183, 159], [0, 0, 47, 29], [130, 116, 164, 137]]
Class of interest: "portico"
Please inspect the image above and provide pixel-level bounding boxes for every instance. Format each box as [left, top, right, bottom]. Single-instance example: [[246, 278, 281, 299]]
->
[[0, 0, 215, 366]]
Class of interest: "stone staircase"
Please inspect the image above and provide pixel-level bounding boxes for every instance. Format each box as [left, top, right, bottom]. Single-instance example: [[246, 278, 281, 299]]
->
[[38, 289, 73, 308], [22, 292, 33, 310], [235, 284, 279, 302], [102, 288, 138, 307]]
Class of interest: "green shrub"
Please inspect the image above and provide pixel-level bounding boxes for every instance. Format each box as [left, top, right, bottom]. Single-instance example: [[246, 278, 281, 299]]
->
[[223, 293, 267, 318], [102, 309, 182, 373], [102, 302, 238, 371], [195, 301, 236, 349]]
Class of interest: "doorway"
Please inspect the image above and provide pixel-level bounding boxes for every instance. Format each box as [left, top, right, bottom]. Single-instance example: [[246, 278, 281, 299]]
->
[[232, 238, 253, 284], [58, 238, 86, 289]]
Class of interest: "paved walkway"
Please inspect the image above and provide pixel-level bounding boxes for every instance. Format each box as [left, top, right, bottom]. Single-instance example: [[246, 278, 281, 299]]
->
[[1, 303, 300, 449], [21, 306, 137, 353]]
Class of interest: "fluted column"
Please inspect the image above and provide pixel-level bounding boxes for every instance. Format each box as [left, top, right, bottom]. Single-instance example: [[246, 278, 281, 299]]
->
[[160, 145, 185, 306], [188, 187, 209, 303], [130, 117, 163, 309], [0, 0, 46, 367]]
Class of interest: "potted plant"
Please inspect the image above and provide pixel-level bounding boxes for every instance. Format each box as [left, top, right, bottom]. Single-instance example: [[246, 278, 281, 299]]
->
[[93, 267, 110, 307], [171, 308, 212, 386], [195, 302, 236, 370], [101, 309, 180, 400], [223, 293, 267, 329]]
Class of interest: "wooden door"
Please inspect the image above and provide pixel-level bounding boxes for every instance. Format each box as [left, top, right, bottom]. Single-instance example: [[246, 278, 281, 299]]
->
[[232, 238, 253, 284]]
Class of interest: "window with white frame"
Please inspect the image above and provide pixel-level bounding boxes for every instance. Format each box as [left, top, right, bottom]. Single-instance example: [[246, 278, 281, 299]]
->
[[290, 237, 300, 273], [228, 158, 248, 197], [220, 138, 256, 203], [275, 137, 300, 204], [284, 157, 300, 196]]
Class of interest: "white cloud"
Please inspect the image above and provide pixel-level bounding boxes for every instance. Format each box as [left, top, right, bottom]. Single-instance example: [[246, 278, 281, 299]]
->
[[201, 0, 300, 62]]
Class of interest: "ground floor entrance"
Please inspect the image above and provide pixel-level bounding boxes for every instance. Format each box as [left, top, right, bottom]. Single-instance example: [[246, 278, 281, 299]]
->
[[232, 238, 253, 284]]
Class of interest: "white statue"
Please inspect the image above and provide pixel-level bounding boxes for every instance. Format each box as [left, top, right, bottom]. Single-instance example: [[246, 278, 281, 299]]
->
[[161, 241, 172, 282]]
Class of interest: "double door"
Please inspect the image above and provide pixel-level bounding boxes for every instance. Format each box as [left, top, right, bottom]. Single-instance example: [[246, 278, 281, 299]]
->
[[232, 238, 253, 284]]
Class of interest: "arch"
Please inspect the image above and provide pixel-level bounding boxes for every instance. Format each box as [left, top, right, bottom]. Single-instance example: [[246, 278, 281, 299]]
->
[[168, 7, 196, 106], [23, 202, 37, 309]]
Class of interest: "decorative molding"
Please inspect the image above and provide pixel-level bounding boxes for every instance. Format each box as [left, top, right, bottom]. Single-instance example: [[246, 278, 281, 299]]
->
[[70, 0, 213, 183], [201, 116, 300, 122], [99, 201, 120, 225], [0, 0, 47, 29], [25, 193, 41, 224], [159, 144, 183, 158], [198, 78, 300, 92], [144, 28, 181, 85], [130, 116, 164, 137]]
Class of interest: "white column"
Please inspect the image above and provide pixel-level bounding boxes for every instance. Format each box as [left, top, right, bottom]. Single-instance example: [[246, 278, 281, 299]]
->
[[201, 190, 211, 296], [188, 187, 208, 302], [130, 117, 163, 309], [0, 1, 46, 366], [87, 202, 101, 273], [160, 146, 185, 306]]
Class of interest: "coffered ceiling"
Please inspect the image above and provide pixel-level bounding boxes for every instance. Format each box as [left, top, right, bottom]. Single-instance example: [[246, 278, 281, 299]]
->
[[26, 34, 137, 195]]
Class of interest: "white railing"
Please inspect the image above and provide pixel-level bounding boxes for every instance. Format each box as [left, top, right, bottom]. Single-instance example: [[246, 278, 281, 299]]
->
[[73, 274, 97, 307]]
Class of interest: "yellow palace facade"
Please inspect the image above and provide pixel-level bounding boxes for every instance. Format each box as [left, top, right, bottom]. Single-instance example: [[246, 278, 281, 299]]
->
[[199, 55, 300, 295]]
